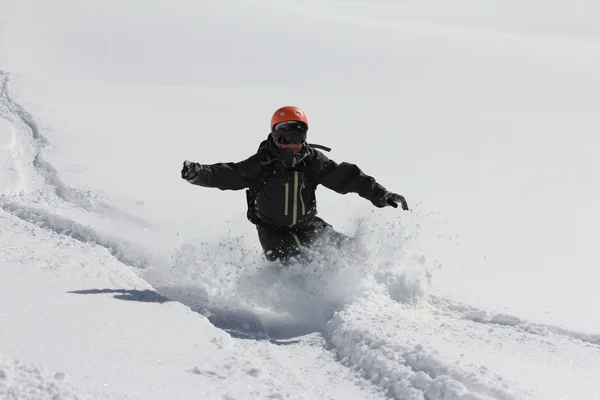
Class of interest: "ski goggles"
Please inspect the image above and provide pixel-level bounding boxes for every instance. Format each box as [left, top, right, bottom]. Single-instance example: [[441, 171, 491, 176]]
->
[[273, 121, 308, 145]]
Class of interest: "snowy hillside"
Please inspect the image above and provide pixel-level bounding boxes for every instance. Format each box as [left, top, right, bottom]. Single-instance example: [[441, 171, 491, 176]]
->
[[1, 0, 600, 399]]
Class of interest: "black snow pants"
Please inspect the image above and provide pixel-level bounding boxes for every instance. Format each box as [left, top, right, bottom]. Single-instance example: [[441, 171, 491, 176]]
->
[[256, 217, 349, 262]]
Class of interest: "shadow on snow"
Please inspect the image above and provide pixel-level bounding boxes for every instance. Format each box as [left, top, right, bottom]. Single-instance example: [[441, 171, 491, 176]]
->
[[68, 288, 172, 303], [68, 287, 313, 344]]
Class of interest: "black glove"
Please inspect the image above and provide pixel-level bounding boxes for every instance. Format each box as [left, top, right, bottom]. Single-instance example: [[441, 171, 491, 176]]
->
[[376, 191, 409, 210], [181, 160, 197, 181], [385, 192, 409, 210]]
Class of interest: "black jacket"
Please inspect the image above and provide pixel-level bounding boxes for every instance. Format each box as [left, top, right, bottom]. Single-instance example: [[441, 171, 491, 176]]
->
[[186, 136, 390, 229]]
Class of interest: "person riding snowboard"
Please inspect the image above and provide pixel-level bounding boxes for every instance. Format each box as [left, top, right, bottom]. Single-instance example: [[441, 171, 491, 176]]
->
[[181, 106, 409, 262]]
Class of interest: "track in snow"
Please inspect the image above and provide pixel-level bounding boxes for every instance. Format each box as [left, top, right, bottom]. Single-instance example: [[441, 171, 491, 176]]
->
[[0, 71, 155, 268], [426, 296, 600, 346]]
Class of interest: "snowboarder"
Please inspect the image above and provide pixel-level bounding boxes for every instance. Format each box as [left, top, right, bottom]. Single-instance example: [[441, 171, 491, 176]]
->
[[181, 106, 409, 262]]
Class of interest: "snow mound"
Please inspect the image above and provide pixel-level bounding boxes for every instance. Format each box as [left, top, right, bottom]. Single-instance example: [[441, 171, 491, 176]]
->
[[0, 355, 120, 400]]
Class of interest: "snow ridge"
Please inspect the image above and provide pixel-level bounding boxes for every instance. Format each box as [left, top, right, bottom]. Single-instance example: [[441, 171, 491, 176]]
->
[[0, 71, 148, 216], [427, 296, 600, 346], [0, 76, 33, 195], [0, 71, 153, 268], [1, 71, 76, 204], [0, 199, 150, 268]]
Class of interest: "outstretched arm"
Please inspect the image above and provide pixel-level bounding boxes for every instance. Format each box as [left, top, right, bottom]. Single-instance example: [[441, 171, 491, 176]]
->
[[181, 153, 262, 191], [313, 151, 409, 209]]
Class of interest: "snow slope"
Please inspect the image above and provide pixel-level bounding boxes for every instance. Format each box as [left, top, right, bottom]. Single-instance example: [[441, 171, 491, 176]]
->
[[2, 0, 600, 399]]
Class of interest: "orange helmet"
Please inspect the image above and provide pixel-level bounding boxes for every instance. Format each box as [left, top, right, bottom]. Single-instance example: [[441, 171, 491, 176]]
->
[[270, 106, 309, 132]]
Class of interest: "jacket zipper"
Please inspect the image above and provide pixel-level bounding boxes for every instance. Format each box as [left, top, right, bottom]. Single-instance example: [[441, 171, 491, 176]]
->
[[299, 181, 306, 216], [284, 183, 289, 216], [292, 172, 298, 225]]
